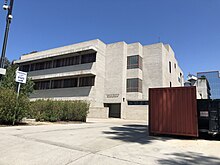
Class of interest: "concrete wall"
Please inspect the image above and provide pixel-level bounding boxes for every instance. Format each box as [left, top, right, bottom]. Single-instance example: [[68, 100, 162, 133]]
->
[[196, 79, 210, 99], [104, 42, 128, 119], [125, 105, 148, 122], [162, 44, 184, 87], [142, 43, 163, 100], [87, 107, 109, 119]]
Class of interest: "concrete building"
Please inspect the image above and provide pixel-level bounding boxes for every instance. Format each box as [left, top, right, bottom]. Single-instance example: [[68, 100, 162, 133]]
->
[[197, 71, 220, 99], [14, 39, 184, 120], [185, 74, 211, 99]]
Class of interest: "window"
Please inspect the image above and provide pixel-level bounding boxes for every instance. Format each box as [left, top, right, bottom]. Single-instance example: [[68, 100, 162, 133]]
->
[[34, 81, 50, 90], [128, 101, 148, 105], [34, 76, 95, 90], [170, 82, 172, 87], [174, 63, 176, 69], [30, 64, 35, 71], [127, 55, 142, 69], [127, 78, 142, 92], [20, 65, 29, 72], [63, 78, 78, 88], [79, 76, 95, 87], [169, 61, 171, 73], [81, 53, 96, 64], [67, 56, 80, 65], [53, 59, 63, 68], [35, 62, 45, 71], [45, 61, 52, 69], [52, 79, 63, 89], [21, 53, 96, 72]]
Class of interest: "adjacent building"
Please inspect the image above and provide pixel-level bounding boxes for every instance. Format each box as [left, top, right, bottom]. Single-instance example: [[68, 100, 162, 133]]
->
[[185, 74, 211, 99], [14, 39, 184, 120], [197, 71, 220, 99]]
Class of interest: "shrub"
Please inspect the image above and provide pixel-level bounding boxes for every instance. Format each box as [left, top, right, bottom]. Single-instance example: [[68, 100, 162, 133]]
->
[[0, 88, 30, 125], [30, 100, 89, 122]]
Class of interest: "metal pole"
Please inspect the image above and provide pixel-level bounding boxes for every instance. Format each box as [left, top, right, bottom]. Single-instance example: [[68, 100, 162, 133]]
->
[[16, 82, 20, 99], [0, 0, 14, 68]]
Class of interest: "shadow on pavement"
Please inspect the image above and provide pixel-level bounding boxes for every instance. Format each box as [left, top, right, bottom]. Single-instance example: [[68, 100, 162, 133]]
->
[[103, 124, 170, 144], [103, 124, 220, 145], [157, 152, 220, 165]]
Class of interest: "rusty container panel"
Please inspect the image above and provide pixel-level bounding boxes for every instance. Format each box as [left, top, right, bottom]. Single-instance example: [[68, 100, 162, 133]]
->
[[149, 87, 198, 137]]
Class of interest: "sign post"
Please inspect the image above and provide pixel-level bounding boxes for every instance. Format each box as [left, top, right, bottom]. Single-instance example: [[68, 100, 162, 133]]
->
[[15, 70, 27, 98]]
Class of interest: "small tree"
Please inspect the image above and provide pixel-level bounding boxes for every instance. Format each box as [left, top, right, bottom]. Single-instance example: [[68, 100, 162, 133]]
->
[[0, 64, 34, 97], [0, 89, 30, 125], [0, 57, 11, 69]]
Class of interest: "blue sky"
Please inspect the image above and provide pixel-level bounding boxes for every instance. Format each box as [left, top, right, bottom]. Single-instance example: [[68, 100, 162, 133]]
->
[[0, 0, 219, 76]]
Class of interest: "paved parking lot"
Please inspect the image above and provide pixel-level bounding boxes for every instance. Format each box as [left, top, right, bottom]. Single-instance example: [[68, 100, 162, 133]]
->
[[0, 118, 220, 165]]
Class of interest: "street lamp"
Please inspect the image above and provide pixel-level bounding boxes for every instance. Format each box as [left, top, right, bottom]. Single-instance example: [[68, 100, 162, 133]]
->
[[0, 0, 14, 69]]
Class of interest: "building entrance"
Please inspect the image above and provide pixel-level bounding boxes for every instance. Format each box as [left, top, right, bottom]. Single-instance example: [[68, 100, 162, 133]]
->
[[104, 103, 121, 118]]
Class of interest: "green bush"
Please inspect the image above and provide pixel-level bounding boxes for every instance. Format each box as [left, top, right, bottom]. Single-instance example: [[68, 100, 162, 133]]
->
[[30, 100, 89, 122], [0, 89, 30, 125]]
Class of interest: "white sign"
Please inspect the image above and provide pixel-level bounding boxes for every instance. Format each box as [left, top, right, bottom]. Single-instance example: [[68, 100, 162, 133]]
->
[[16, 71, 27, 84], [0, 68, 6, 75]]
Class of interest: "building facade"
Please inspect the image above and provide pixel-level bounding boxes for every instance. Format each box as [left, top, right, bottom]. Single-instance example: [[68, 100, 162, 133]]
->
[[185, 74, 211, 99], [15, 39, 184, 120], [197, 71, 220, 99]]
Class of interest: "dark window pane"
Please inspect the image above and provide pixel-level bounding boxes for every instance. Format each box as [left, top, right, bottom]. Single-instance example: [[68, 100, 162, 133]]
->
[[127, 78, 142, 92], [54, 59, 63, 68], [169, 61, 171, 73], [81, 53, 96, 64], [35, 62, 45, 71], [52, 79, 63, 89], [20, 65, 29, 72], [128, 101, 149, 105], [68, 56, 80, 65], [30, 64, 35, 71], [45, 61, 52, 69], [63, 78, 78, 88], [34, 82, 40, 90], [79, 76, 95, 87], [34, 81, 50, 90], [53, 55, 80, 68], [127, 55, 142, 69]]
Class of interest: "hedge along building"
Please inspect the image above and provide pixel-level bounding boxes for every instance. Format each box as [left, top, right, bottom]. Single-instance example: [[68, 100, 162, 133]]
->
[[14, 39, 184, 121]]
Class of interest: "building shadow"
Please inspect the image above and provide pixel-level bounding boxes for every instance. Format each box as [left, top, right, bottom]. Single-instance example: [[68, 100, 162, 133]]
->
[[157, 152, 220, 165], [103, 124, 171, 144]]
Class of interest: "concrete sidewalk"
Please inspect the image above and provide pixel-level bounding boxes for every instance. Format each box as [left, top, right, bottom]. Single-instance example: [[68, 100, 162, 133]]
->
[[0, 118, 219, 165]]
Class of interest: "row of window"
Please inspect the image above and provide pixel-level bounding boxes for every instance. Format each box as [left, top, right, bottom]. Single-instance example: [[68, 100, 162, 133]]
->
[[34, 76, 142, 92], [127, 78, 142, 92], [20, 53, 96, 72], [21, 54, 144, 72], [34, 76, 95, 90]]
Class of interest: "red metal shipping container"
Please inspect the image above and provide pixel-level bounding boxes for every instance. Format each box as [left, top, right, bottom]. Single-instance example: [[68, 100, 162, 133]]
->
[[149, 87, 198, 137]]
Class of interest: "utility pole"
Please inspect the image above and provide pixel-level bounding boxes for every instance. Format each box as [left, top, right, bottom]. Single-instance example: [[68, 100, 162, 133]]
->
[[0, 0, 14, 69]]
